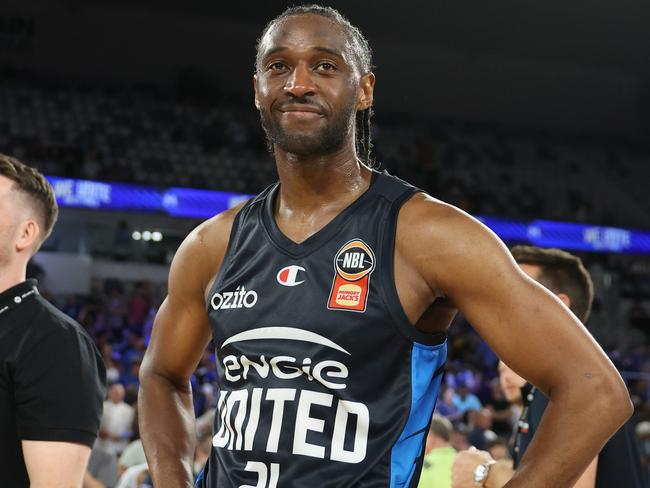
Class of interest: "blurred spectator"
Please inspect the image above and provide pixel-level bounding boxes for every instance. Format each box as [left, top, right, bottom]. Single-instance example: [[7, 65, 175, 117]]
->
[[62, 295, 82, 321], [118, 439, 147, 478], [436, 387, 463, 423], [98, 384, 135, 456], [487, 378, 516, 438], [450, 426, 470, 452], [118, 408, 146, 477], [101, 344, 122, 385], [115, 464, 149, 488], [106, 288, 127, 338], [126, 282, 151, 332], [452, 385, 482, 414], [487, 438, 511, 462], [85, 442, 119, 488], [120, 358, 141, 392], [418, 415, 456, 488], [466, 408, 496, 451]]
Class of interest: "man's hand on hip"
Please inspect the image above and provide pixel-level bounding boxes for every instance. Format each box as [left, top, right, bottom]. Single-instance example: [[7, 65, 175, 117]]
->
[[452, 448, 493, 488]]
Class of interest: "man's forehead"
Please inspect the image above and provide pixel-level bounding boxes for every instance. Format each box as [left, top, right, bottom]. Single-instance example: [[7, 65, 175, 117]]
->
[[260, 14, 353, 61]]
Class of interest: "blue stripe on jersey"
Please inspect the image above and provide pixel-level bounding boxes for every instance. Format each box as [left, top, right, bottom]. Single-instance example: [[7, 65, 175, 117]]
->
[[195, 465, 205, 488], [390, 340, 447, 487]]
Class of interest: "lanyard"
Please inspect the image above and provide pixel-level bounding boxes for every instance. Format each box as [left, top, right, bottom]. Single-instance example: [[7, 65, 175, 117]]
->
[[513, 385, 537, 463]]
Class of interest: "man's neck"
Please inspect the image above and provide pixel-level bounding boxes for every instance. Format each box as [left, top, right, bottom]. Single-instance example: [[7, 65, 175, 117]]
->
[[0, 264, 26, 295], [274, 143, 371, 213]]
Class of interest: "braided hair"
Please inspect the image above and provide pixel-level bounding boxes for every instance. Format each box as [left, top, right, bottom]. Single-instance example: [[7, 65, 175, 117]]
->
[[256, 5, 375, 167]]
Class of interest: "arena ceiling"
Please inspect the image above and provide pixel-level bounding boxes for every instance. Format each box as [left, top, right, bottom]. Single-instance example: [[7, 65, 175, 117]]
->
[[90, 0, 650, 76]]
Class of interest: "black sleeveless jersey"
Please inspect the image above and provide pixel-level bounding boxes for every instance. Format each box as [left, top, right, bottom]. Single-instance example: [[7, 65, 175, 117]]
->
[[197, 171, 447, 488]]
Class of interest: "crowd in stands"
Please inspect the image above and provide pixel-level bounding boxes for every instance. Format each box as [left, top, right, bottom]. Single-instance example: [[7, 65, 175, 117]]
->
[[1, 70, 649, 229], [32, 271, 650, 486]]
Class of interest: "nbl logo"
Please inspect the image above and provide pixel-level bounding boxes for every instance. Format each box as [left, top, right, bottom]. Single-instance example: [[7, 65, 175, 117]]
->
[[328, 239, 376, 312], [335, 243, 374, 280]]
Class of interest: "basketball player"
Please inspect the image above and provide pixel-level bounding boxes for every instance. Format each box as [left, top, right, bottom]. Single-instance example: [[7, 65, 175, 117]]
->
[[451, 246, 646, 488], [138, 6, 632, 487], [0, 155, 106, 487]]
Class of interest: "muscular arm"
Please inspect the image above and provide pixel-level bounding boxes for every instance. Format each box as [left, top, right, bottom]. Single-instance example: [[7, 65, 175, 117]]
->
[[138, 207, 241, 487], [22, 440, 90, 488], [399, 195, 631, 487]]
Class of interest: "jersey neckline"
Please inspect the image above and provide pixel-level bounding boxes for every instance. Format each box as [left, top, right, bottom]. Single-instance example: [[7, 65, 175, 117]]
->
[[261, 170, 382, 258]]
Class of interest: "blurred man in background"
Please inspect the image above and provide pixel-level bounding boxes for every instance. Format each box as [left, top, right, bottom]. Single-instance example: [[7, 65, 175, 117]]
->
[[0, 154, 106, 487], [452, 245, 646, 488], [452, 384, 482, 415], [466, 408, 496, 451], [85, 441, 120, 488], [98, 383, 135, 457], [418, 415, 457, 488]]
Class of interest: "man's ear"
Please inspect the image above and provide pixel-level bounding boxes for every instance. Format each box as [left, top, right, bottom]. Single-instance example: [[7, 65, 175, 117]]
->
[[253, 74, 260, 110], [357, 72, 375, 111], [15, 219, 40, 254]]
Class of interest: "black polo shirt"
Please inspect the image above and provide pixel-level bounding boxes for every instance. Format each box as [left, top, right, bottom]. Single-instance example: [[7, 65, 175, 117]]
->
[[514, 383, 646, 488], [0, 280, 107, 487]]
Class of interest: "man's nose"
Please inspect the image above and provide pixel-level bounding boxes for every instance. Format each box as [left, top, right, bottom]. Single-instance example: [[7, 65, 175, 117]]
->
[[284, 64, 316, 98]]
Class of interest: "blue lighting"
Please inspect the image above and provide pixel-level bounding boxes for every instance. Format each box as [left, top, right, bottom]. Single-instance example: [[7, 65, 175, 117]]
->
[[46, 176, 650, 254]]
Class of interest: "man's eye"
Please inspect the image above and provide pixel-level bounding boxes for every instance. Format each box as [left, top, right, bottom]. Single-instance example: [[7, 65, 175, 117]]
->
[[267, 62, 287, 71], [316, 62, 336, 71]]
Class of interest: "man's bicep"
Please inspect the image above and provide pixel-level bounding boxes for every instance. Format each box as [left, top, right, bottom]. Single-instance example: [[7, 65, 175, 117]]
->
[[141, 228, 218, 385], [143, 295, 212, 384], [433, 214, 609, 393], [142, 204, 244, 384], [22, 440, 90, 486]]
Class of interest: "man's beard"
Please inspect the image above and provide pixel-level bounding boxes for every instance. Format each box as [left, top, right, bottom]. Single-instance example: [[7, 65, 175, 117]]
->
[[260, 102, 356, 157]]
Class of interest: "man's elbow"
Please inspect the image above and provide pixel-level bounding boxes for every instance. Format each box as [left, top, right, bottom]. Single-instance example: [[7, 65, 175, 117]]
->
[[138, 359, 190, 394], [597, 372, 633, 426], [138, 359, 155, 385], [609, 387, 634, 422]]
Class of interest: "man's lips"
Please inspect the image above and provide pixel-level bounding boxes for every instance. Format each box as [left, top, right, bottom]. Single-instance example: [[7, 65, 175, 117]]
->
[[278, 104, 324, 117]]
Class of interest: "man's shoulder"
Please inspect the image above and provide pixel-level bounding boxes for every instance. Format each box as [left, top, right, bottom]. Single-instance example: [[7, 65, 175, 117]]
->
[[19, 297, 96, 354], [399, 193, 487, 242], [170, 201, 249, 290], [396, 193, 512, 287], [183, 201, 249, 259]]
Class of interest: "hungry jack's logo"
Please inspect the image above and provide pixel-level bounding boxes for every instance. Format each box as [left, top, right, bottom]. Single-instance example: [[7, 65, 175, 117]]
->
[[328, 239, 375, 312]]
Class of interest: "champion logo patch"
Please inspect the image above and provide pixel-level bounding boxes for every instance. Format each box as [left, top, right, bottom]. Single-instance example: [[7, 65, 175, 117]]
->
[[276, 265, 306, 287], [327, 239, 375, 312]]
